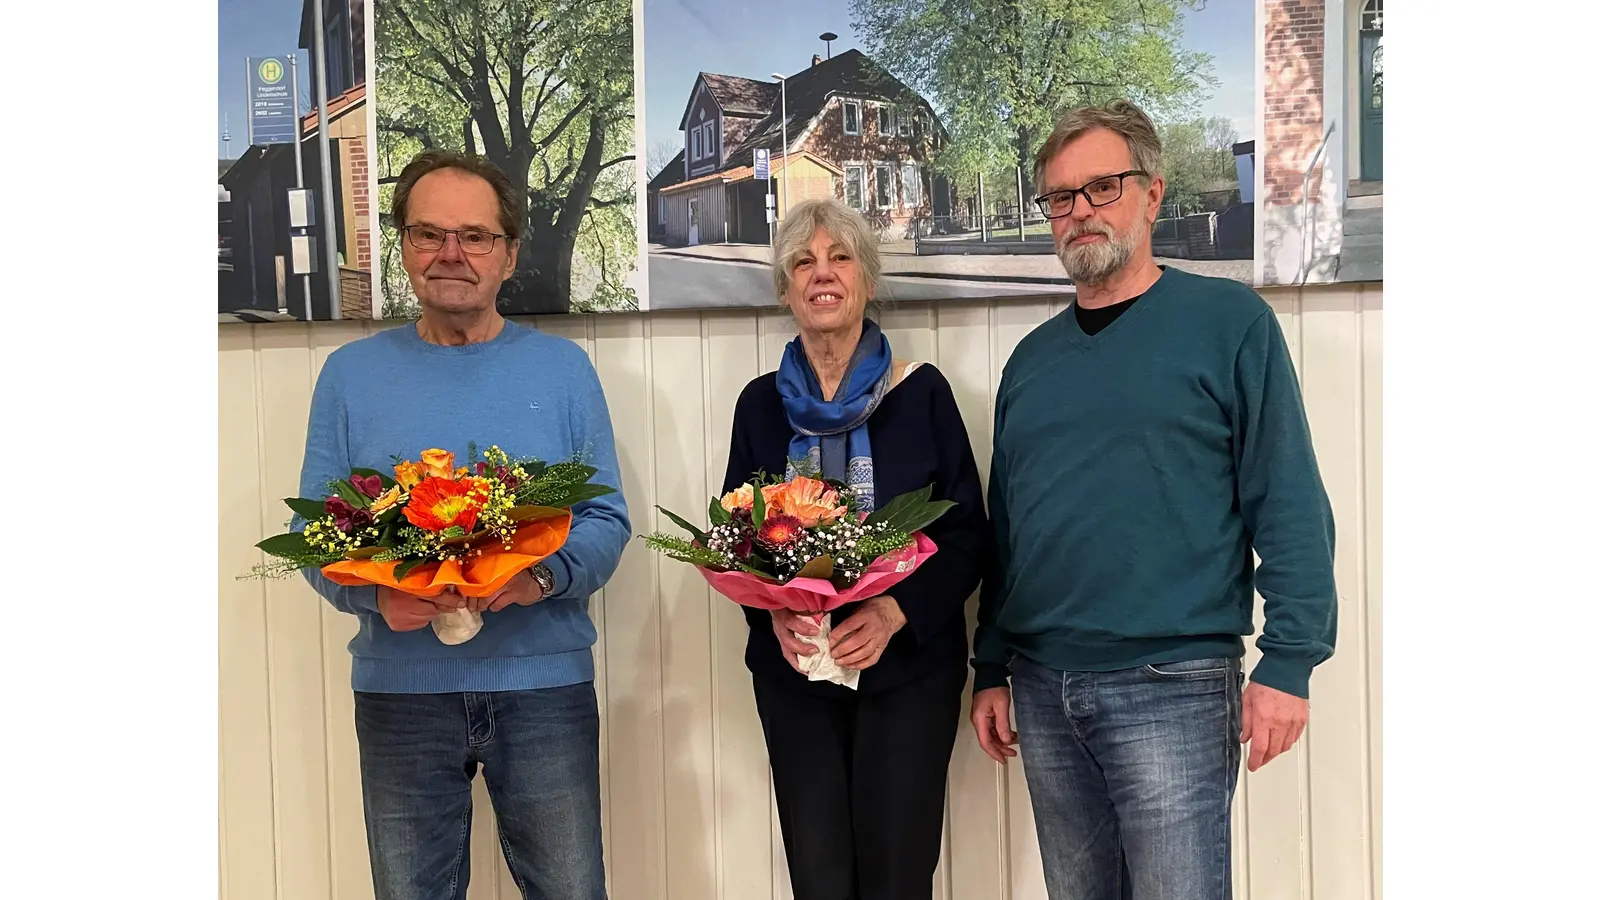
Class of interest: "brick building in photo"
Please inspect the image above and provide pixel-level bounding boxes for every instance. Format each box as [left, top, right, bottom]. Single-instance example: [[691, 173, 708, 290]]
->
[[1260, 0, 1383, 284], [647, 50, 956, 247]]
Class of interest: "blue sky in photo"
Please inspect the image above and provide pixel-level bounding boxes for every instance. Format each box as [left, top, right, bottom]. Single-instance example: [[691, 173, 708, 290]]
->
[[641, 0, 1255, 158], [217, 0, 305, 159]]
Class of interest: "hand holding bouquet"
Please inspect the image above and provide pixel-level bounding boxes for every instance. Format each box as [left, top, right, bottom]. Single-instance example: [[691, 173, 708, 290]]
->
[[643, 471, 952, 687], [244, 444, 616, 644]]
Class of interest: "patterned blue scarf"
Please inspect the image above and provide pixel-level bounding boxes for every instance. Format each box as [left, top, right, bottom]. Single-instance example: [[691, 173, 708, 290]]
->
[[776, 319, 892, 511]]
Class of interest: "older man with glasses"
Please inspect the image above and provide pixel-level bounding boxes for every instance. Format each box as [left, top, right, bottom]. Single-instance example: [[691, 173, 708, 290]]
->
[[295, 148, 630, 900], [968, 100, 1339, 899]]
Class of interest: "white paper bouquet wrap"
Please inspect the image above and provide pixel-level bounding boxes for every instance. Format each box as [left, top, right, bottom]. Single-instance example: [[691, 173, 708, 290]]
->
[[793, 615, 862, 690]]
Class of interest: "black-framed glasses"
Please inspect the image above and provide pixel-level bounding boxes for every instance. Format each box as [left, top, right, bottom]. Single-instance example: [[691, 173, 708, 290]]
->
[[400, 224, 512, 255], [1033, 170, 1148, 219]]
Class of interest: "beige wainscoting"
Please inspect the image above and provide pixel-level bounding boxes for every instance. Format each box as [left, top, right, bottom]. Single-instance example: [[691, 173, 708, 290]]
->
[[219, 283, 1382, 900]]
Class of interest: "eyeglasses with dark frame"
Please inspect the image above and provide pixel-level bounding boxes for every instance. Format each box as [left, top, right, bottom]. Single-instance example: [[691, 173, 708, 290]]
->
[[399, 224, 513, 256], [1032, 170, 1148, 219]]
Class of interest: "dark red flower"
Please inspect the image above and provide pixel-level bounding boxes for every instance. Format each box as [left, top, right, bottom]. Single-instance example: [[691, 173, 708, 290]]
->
[[756, 514, 805, 550], [351, 474, 384, 499], [495, 465, 521, 490]]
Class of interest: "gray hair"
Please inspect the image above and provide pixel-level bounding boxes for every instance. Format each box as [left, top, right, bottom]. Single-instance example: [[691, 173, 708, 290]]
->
[[771, 198, 883, 302], [1033, 100, 1163, 191]]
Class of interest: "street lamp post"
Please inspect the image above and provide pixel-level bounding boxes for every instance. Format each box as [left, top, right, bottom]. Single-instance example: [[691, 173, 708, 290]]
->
[[772, 73, 789, 216]]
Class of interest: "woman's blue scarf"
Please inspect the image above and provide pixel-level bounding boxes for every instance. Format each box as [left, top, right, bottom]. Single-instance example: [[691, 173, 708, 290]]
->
[[776, 319, 892, 511]]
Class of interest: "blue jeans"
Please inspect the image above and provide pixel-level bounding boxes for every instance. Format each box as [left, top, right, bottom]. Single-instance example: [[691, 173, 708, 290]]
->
[[353, 683, 606, 900], [1010, 655, 1243, 900]]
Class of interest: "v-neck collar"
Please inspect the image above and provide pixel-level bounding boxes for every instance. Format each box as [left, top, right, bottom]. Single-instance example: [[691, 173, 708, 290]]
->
[[1062, 266, 1174, 347]]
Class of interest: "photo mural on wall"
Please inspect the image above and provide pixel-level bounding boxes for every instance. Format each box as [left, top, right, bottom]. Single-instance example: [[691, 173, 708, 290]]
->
[[374, 0, 642, 315], [217, 0, 1376, 322], [1257, 0, 1382, 286], [641, 0, 1258, 309], [217, 0, 378, 323]]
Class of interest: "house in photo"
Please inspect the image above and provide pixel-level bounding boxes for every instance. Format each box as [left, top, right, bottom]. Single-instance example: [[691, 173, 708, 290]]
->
[[1259, 0, 1383, 284], [652, 50, 953, 247]]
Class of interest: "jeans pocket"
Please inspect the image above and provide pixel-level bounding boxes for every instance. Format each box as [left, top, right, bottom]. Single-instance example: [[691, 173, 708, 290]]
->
[[1140, 656, 1233, 680]]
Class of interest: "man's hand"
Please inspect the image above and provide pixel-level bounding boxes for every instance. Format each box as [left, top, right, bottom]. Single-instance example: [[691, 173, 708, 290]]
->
[[829, 596, 906, 670], [771, 608, 821, 673], [1240, 682, 1310, 771], [377, 587, 456, 632], [970, 686, 1018, 764], [482, 570, 546, 613]]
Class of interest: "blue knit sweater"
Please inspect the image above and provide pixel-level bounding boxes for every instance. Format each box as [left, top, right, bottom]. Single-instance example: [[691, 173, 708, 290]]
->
[[297, 321, 631, 694]]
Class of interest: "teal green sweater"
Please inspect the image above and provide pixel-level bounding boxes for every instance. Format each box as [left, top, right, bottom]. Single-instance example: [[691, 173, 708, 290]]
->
[[972, 267, 1337, 698]]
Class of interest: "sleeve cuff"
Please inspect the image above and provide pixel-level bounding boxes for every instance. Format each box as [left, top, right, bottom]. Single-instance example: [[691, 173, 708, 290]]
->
[[1248, 652, 1313, 699], [972, 662, 1011, 692], [542, 552, 573, 599]]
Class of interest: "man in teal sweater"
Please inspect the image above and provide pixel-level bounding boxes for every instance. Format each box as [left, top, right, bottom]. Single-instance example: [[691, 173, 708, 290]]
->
[[298, 150, 629, 900], [969, 101, 1337, 899]]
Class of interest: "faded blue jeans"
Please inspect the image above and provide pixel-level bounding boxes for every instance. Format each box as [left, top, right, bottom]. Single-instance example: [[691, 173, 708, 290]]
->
[[353, 683, 606, 900], [1010, 654, 1244, 900]]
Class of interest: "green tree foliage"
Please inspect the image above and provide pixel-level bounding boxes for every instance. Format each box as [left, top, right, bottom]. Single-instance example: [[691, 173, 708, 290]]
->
[[849, 0, 1215, 202], [1158, 115, 1239, 212], [375, 0, 638, 314]]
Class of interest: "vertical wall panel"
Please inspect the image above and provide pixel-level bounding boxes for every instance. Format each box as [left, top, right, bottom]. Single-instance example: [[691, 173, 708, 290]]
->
[[703, 311, 776, 900], [218, 326, 278, 900], [220, 285, 1382, 900]]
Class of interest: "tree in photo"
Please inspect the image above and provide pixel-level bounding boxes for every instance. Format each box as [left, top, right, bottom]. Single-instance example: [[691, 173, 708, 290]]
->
[[850, 0, 1216, 204], [1159, 115, 1240, 213], [375, 0, 638, 314]]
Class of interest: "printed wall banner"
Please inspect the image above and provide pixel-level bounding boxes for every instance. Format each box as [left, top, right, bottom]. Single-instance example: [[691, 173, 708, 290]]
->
[[219, 0, 1377, 322]]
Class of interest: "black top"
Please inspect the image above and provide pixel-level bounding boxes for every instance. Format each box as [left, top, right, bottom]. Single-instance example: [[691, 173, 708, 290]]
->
[[1074, 294, 1141, 336], [722, 363, 991, 695]]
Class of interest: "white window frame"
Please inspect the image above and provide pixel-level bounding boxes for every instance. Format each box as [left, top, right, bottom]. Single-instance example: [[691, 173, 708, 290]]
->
[[702, 122, 716, 162], [691, 128, 702, 161], [874, 162, 894, 208], [898, 109, 913, 137], [877, 104, 893, 135], [902, 161, 921, 207], [843, 100, 860, 136], [844, 164, 866, 210]]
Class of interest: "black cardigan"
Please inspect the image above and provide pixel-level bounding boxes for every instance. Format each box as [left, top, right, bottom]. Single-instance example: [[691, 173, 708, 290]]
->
[[720, 363, 991, 695]]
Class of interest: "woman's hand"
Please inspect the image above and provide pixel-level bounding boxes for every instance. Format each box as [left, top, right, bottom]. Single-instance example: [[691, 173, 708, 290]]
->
[[771, 608, 822, 673], [829, 596, 906, 670]]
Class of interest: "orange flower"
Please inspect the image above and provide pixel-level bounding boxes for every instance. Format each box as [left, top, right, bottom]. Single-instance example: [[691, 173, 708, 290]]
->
[[420, 449, 457, 480], [369, 485, 402, 513], [720, 484, 754, 512], [404, 476, 486, 532], [393, 460, 424, 490], [719, 483, 786, 512], [771, 476, 847, 527]]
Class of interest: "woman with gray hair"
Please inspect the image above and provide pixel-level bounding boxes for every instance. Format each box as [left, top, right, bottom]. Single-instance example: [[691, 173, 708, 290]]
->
[[719, 197, 991, 898]]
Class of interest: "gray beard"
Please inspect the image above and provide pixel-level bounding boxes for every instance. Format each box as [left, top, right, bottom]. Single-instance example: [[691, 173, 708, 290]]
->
[[1055, 230, 1135, 285]]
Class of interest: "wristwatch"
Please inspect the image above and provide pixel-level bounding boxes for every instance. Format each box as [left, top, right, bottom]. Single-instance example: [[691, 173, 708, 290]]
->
[[530, 563, 555, 597]]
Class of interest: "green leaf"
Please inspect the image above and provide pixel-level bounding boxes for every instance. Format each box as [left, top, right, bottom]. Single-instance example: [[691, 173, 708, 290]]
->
[[655, 506, 707, 543], [865, 486, 956, 535], [283, 497, 328, 521], [334, 479, 369, 509], [708, 498, 731, 526], [752, 482, 767, 527], [393, 557, 427, 580], [538, 484, 617, 508], [257, 532, 312, 558]]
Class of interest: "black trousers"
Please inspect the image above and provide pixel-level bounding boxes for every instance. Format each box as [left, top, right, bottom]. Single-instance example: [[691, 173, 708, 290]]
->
[[752, 661, 967, 900]]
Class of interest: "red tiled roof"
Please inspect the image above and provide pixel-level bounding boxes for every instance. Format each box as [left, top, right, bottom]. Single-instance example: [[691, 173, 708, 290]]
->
[[300, 82, 367, 136]]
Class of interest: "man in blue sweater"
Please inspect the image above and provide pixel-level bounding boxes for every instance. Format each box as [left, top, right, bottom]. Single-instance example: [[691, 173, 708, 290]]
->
[[297, 149, 629, 900], [969, 101, 1337, 899]]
